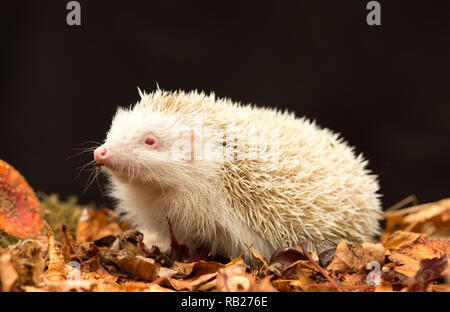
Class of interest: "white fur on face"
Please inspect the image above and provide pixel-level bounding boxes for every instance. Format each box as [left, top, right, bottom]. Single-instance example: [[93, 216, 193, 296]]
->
[[103, 107, 182, 184]]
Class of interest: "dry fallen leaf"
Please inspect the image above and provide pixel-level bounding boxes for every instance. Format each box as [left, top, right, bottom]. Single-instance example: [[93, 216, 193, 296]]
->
[[167, 261, 224, 291], [1, 189, 448, 293], [280, 260, 320, 280], [327, 241, 385, 274], [60, 225, 78, 262], [216, 259, 258, 292], [374, 280, 394, 292], [271, 261, 317, 292], [9, 239, 45, 288], [403, 198, 450, 228], [382, 198, 450, 241], [245, 243, 269, 273], [407, 254, 448, 291], [114, 251, 159, 281], [384, 231, 450, 278], [76, 208, 122, 243], [0, 251, 19, 291], [44, 230, 67, 282]]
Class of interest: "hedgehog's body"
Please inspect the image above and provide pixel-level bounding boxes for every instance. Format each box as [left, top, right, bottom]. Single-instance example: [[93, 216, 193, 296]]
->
[[95, 89, 381, 261]]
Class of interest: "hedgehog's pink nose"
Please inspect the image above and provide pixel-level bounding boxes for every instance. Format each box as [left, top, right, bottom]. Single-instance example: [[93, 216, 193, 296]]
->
[[94, 146, 110, 163]]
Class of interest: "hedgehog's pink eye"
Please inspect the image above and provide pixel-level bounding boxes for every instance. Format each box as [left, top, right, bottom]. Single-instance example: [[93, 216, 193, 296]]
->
[[145, 138, 156, 146]]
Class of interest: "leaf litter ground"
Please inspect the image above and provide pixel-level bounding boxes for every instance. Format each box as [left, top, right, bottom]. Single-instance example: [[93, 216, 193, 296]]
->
[[0, 160, 449, 292]]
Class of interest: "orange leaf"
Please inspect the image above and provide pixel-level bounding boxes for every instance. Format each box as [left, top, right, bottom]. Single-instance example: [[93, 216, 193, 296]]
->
[[384, 231, 450, 278], [44, 230, 67, 282], [76, 208, 122, 243], [327, 241, 385, 274]]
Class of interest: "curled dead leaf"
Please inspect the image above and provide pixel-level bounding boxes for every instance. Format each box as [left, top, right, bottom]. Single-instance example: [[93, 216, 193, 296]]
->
[[167, 261, 224, 291], [44, 230, 66, 282], [103, 248, 160, 281], [270, 247, 307, 267]]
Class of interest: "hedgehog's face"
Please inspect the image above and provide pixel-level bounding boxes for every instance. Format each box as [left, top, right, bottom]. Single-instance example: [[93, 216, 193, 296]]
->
[[94, 106, 187, 185]]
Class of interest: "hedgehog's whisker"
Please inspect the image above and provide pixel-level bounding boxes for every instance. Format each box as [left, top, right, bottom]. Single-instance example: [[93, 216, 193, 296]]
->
[[82, 168, 98, 194], [78, 141, 103, 146], [66, 147, 97, 161], [76, 160, 97, 179], [94, 167, 104, 196]]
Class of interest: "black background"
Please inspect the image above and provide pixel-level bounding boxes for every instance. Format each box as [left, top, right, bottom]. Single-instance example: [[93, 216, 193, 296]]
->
[[1, 0, 449, 209]]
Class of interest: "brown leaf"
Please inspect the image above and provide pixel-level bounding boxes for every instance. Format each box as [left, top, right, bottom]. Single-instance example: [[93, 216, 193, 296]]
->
[[44, 230, 67, 282], [404, 198, 450, 229], [317, 240, 337, 268], [60, 225, 77, 262], [216, 259, 257, 292], [255, 275, 278, 292], [77, 242, 99, 260], [272, 262, 316, 292], [9, 239, 45, 288], [272, 279, 318, 292], [117, 281, 175, 292], [428, 284, 450, 292], [407, 254, 448, 291], [382, 198, 450, 240], [327, 241, 385, 274], [383, 231, 423, 252], [79, 257, 122, 292], [381, 215, 406, 242], [76, 208, 122, 243], [338, 273, 370, 291], [384, 231, 450, 278], [381, 268, 410, 291], [43, 279, 96, 292], [94, 235, 117, 247], [173, 261, 197, 278], [167, 261, 224, 291], [280, 260, 320, 280], [0, 252, 18, 291], [374, 280, 394, 292], [106, 248, 160, 281], [244, 243, 268, 270], [169, 272, 216, 291]]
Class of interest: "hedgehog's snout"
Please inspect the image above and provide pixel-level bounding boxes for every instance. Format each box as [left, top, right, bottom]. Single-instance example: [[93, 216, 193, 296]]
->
[[94, 145, 111, 166]]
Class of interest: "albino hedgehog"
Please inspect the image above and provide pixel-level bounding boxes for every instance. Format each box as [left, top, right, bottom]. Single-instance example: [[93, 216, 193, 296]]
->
[[93, 89, 382, 261]]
